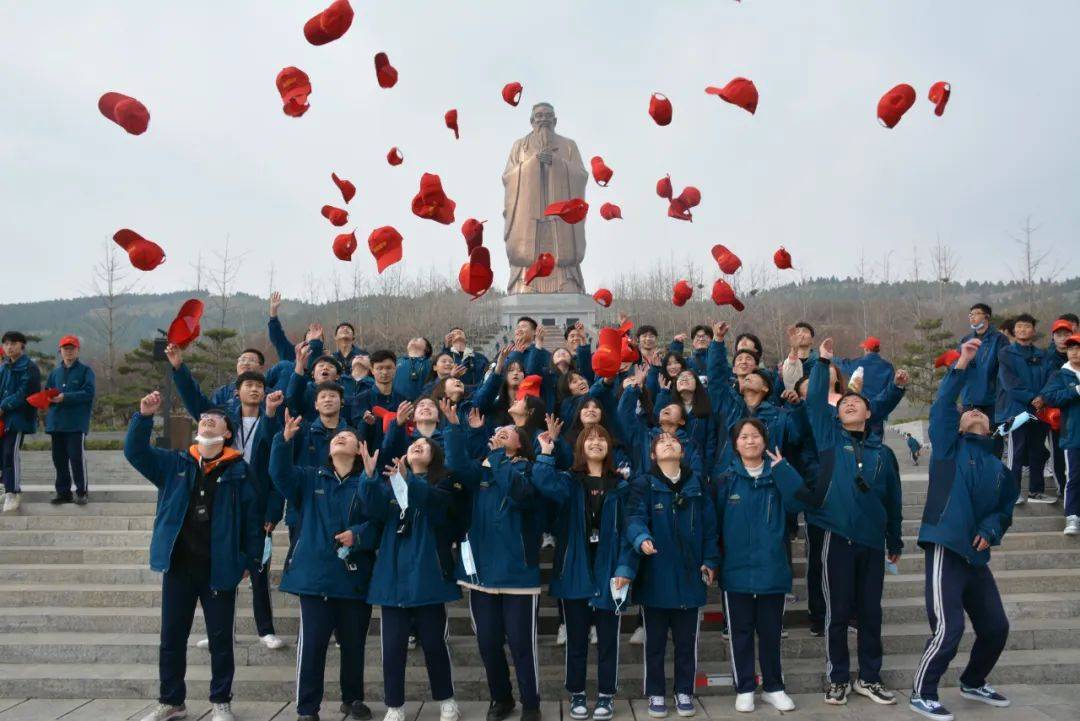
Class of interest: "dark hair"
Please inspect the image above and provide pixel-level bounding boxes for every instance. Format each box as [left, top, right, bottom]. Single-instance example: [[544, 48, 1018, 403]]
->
[[556, 370, 589, 404], [656, 401, 688, 427], [1059, 313, 1080, 326], [660, 351, 688, 382], [419, 337, 433, 358], [1, 331, 27, 345], [731, 417, 769, 448], [794, 321, 815, 337], [370, 349, 397, 366], [335, 322, 355, 335], [636, 325, 659, 339], [649, 431, 684, 458], [690, 324, 713, 341], [235, 371, 266, 390], [745, 369, 773, 395], [830, 363, 848, 394], [1014, 313, 1038, 326], [970, 303, 992, 317], [998, 317, 1017, 335], [448, 326, 465, 335], [513, 395, 547, 437], [313, 355, 343, 376], [838, 390, 870, 411], [430, 377, 464, 406], [563, 325, 579, 340], [428, 350, 455, 381], [327, 428, 365, 476], [673, 369, 712, 418], [733, 348, 761, 366], [240, 348, 266, 366], [493, 360, 526, 420], [571, 425, 617, 476], [313, 381, 345, 402], [734, 332, 763, 356], [516, 316, 538, 331], [202, 407, 236, 438], [566, 396, 616, 445], [410, 437, 449, 485], [505, 426, 535, 462]]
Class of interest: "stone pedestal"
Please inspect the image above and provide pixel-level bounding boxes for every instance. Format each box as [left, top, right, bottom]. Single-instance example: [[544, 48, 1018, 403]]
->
[[498, 293, 598, 332]]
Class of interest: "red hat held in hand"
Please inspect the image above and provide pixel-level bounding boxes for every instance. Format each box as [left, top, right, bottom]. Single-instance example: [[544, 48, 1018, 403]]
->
[[276, 67, 311, 117], [649, 92, 673, 126], [331, 173, 356, 203], [599, 203, 622, 220], [711, 244, 742, 274], [934, 349, 961, 368], [656, 175, 673, 199], [459, 246, 494, 299], [711, 278, 745, 311], [411, 173, 457, 225], [371, 406, 396, 434], [368, 226, 403, 273], [374, 52, 398, 88], [502, 82, 523, 107], [322, 205, 349, 226], [544, 198, 589, 224], [672, 279, 694, 307], [304, 0, 354, 46], [445, 109, 459, 139], [590, 156, 613, 186], [98, 92, 150, 135], [516, 375, 543, 401], [113, 229, 166, 271], [877, 83, 917, 128], [706, 77, 759, 114], [387, 147, 404, 166], [524, 253, 555, 286], [773, 246, 793, 269], [861, 336, 882, 352], [928, 81, 951, 117], [332, 231, 357, 261], [168, 299, 205, 349], [26, 388, 60, 411], [593, 288, 613, 307], [461, 219, 485, 252], [1037, 406, 1062, 432]]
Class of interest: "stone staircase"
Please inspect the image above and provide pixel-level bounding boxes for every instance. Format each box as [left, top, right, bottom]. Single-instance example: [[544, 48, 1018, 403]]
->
[[0, 443, 1078, 702]]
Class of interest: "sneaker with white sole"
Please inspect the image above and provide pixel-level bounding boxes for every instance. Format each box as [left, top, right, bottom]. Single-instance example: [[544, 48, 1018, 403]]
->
[[824, 682, 848, 705], [569, 693, 589, 720], [1014, 495, 1027, 506], [384, 706, 406, 721], [630, 626, 645, 645], [1066, 516, 1080, 536], [210, 702, 235, 721], [959, 684, 1010, 707], [675, 694, 695, 717], [853, 678, 896, 705], [647, 696, 667, 718], [589, 626, 598, 645], [592, 695, 614, 721], [440, 699, 460, 721], [734, 692, 754, 713], [195, 638, 209, 650], [761, 690, 794, 711], [1028, 492, 1054, 504], [260, 634, 285, 649], [140, 703, 187, 721], [2, 493, 20, 513], [909, 695, 954, 720], [556, 623, 567, 646]]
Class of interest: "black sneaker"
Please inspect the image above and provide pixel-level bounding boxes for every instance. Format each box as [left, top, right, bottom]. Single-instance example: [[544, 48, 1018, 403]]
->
[[959, 684, 1010, 707], [520, 709, 541, 721], [75, 494, 88, 506], [487, 698, 516, 721], [297, 715, 320, 721], [569, 694, 589, 720], [824, 682, 849, 705], [809, 625, 825, 637], [341, 701, 372, 719], [853, 678, 896, 705], [49, 495, 73, 505]]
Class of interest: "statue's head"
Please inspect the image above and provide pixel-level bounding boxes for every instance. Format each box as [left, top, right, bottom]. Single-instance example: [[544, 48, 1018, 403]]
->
[[530, 103, 556, 130]]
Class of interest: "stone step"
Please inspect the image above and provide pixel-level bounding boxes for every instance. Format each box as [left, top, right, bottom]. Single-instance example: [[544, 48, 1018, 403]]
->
[[16, 486, 160, 503], [0, 502, 158, 517]]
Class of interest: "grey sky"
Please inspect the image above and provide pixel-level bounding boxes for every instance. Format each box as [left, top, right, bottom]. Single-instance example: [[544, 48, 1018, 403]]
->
[[3, 0, 1078, 303]]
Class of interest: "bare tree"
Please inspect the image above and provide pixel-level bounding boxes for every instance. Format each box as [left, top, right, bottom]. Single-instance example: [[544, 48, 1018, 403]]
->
[[190, 251, 207, 294], [207, 235, 246, 329], [929, 233, 958, 312], [87, 242, 139, 393], [1009, 215, 1059, 308]]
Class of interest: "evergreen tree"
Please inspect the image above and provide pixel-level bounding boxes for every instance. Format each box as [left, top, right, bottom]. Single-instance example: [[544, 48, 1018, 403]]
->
[[898, 317, 955, 406]]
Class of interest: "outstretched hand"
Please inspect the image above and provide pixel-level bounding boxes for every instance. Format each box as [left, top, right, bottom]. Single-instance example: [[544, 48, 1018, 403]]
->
[[140, 391, 162, 416]]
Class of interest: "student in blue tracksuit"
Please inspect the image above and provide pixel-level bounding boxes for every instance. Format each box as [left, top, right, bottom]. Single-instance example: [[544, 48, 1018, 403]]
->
[[906, 433, 923, 465], [444, 327, 491, 387], [44, 335, 95, 504], [909, 339, 1018, 721], [996, 313, 1052, 503], [713, 419, 807, 714], [352, 350, 406, 451], [836, 339, 895, 408], [359, 436, 462, 721], [393, 337, 434, 402], [1043, 319, 1075, 498], [532, 425, 636, 721], [442, 406, 544, 721], [666, 325, 712, 376], [625, 432, 720, 719], [1042, 333, 1080, 535], [958, 304, 1008, 439], [270, 415, 378, 721], [805, 338, 903, 707], [286, 344, 358, 423], [0, 331, 41, 512], [330, 322, 368, 368], [471, 346, 527, 430], [652, 371, 716, 473], [617, 370, 704, 480], [646, 353, 690, 403], [123, 392, 263, 721]]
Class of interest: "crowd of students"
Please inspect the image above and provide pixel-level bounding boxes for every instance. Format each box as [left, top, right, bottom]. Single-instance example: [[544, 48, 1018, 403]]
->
[[0, 298, 1078, 721]]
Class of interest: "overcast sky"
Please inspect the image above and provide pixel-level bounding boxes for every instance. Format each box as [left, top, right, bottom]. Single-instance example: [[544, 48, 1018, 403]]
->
[[3, 0, 1078, 304]]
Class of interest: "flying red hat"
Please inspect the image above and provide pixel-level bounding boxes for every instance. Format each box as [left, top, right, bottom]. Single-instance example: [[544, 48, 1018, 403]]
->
[[668, 199, 693, 222], [332, 231, 357, 261], [373, 52, 398, 89], [322, 205, 349, 226], [593, 288, 613, 307], [590, 156, 614, 186], [620, 336, 641, 364], [649, 92, 673, 126], [711, 244, 742, 274], [26, 388, 61, 411], [877, 83, 917, 128], [711, 278, 745, 311], [934, 349, 961, 368], [1037, 406, 1062, 432], [672, 279, 694, 306], [411, 173, 457, 225], [599, 203, 622, 220], [524, 253, 555, 286], [515, 374, 543, 401], [113, 229, 166, 271], [502, 82, 523, 107], [545, 198, 589, 224], [459, 246, 494, 299], [387, 147, 404, 166], [677, 186, 701, 208], [656, 175, 673, 199], [371, 405, 396, 434], [58, 335, 80, 349], [1052, 319, 1076, 334], [861, 336, 881, 352], [592, 327, 625, 379], [705, 77, 759, 114], [928, 81, 951, 117], [276, 67, 311, 117], [304, 0, 354, 45], [331, 172, 355, 203], [167, 299, 204, 349], [98, 92, 150, 135], [773, 246, 793, 269], [461, 218, 485, 252], [445, 109, 459, 139], [368, 226, 403, 273]]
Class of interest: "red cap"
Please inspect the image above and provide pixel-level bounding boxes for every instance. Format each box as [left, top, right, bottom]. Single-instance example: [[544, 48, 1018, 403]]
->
[[1065, 333, 1080, 347], [648, 92, 673, 126], [374, 52, 398, 89], [672, 279, 694, 306], [593, 288, 613, 307], [26, 388, 60, 411], [516, 374, 543, 401], [773, 246, 793, 270], [98, 92, 150, 135], [711, 278, 745, 312], [861, 336, 881, 352], [167, 299, 205, 349], [371, 405, 396, 434], [113, 229, 165, 271], [58, 335, 80, 348], [461, 218, 485, 252], [304, 0, 354, 45], [387, 147, 404, 166], [411, 173, 456, 225], [445, 109, 459, 139], [711, 244, 742, 274], [1037, 406, 1062, 432], [331, 172, 356, 203], [599, 203, 622, 220], [877, 83, 917, 128], [459, 246, 494, 299], [656, 174, 673, 199], [322, 205, 349, 227], [620, 336, 641, 364], [667, 198, 693, 222], [928, 81, 951, 117], [1051, 319, 1074, 334], [590, 156, 614, 186], [332, 231, 358, 261], [705, 77, 759, 114], [524, 253, 555, 286], [544, 198, 589, 224], [592, 327, 625, 378], [502, 82, 523, 107], [677, 186, 701, 208], [934, 349, 961, 368], [276, 67, 311, 117], [368, 226, 403, 273]]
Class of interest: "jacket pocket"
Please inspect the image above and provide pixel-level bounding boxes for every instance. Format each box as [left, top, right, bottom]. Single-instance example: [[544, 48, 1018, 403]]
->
[[921, 459, 955, 525]]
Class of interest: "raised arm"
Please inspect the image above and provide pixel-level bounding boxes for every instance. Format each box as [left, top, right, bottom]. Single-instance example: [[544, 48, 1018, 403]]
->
[[442, 412, 483, 489], [269, 412, 307, 501], [123, 393, 173, 488], [806, 340, 839, 450], [532, 438, 572, 505]]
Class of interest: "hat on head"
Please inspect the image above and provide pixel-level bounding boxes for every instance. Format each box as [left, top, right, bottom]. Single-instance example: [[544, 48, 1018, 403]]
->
[[275, 67, 311, 117], [331, 173, 355, 203], [877, 83, 917, 128], [332, 231, 357, 261], [516, 375, 543, 401], [444, 109, 459, 139], [544, 198, 589, 224], [861, 336, 881, 352], [711, 278, 745, 312], [524, 253, 555, 286], [113, 229, 165, 271], [321, 205, 349, 227], [168, 299, 205, 349], [502, 82, 523, 107], [58, 335, 80, 349], [386, 147, 404, 166], [773, 246, 793, 270], [459, 247, 494, 299], [373, 52, 398, 88], [411, 173, 456, 225], [98, 92, 150, 135], [934, 349, 961, 368], [1051, 319, 1074, 334], [1065, 334, 1080, 348], [304, 0, 354, 45], [368, 226, 403, 273], [648, 92, 672, 126], [928, 81, 951, 117], [711, 244, 741, 274], [599, 202, 622, 220], [593, 288, 613, 307], [672, 279, 694, 307], [590, 156, 613, 186], [705, 77, 759, 114]]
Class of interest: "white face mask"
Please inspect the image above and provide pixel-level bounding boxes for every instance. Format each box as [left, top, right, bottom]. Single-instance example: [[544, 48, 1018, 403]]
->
[[970, 322, 986, 332], [194, 434, 225, 458]]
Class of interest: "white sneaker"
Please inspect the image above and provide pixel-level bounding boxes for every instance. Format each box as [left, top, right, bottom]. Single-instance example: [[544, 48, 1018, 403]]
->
[[260, 633, 285, 649], [140, 703, 187, 721], [630, 626, 646, 645], [761, 690, 795, 711], [195, 638, 209, 650], [210, 702, 234, 721], [589, 626, 598, 645], [440, 698, 460, 721], [556, 623, 567, 646], [735, 692, 754, 712], [1065, 516, 1080, 536], [384, 706, 406, 721], [2, 493, 20, 512], [1014, 495, 1027, 506]]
